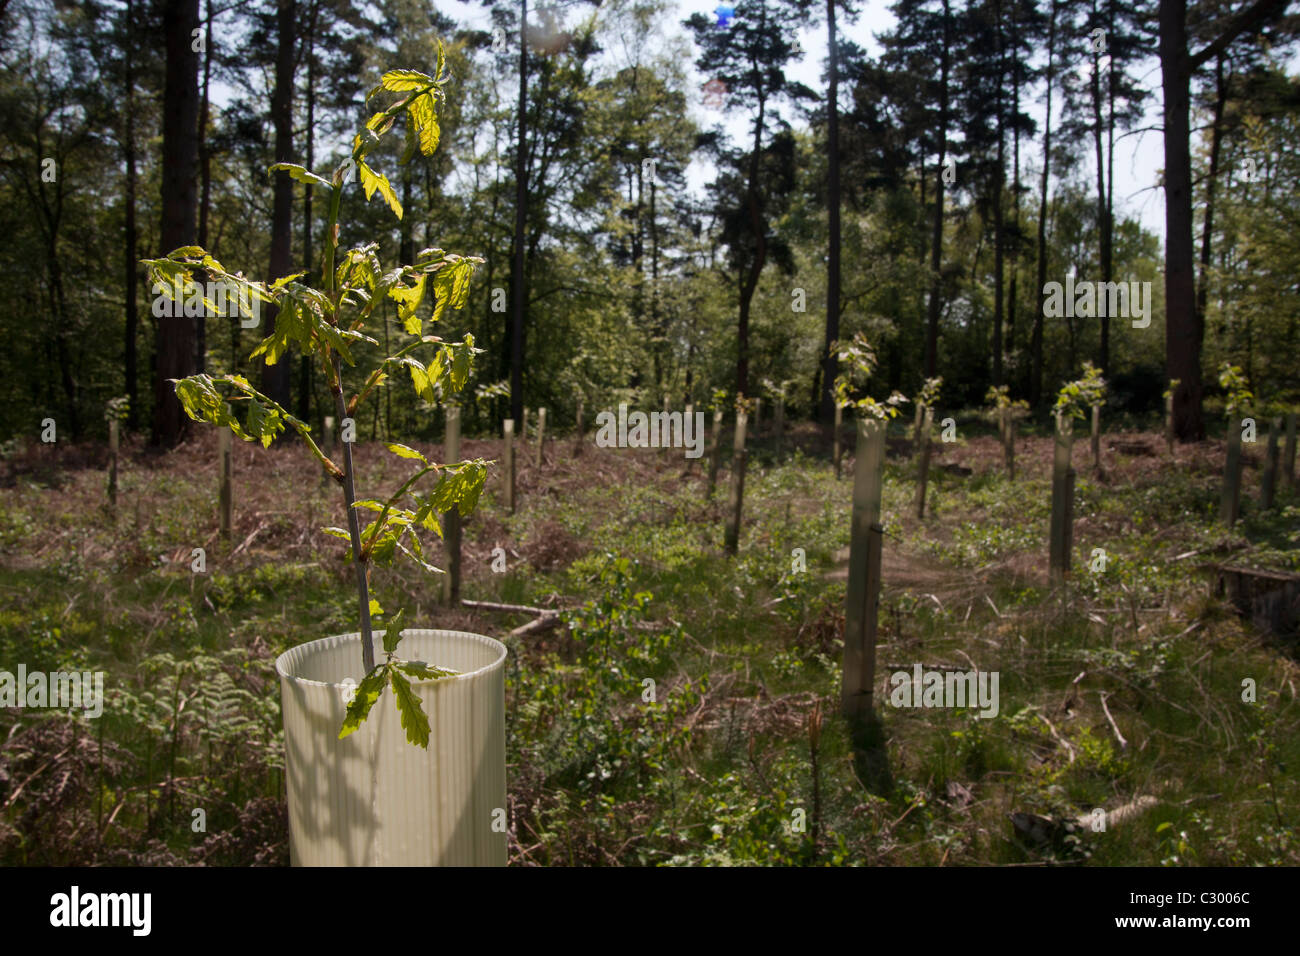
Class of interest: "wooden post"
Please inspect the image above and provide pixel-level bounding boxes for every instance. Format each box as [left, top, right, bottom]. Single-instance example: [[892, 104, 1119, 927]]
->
[[915, 403, 926, 450], [842, 417, 885, 720], [1049, 412, 1075, 584], [574, 396, 584, 458], [107, 419, 119, 511], [915, 406, 933, 519], [1261, 417, 1281, 511], [1091, 404, 1102, 472], [724, 410, 748, 554], [833, 403, 843, 479], [707, 409, 723, 499], [774, 397, 784, 459], [1221, 417, 1242, 527], [503, 419, 516, 515], [1165, 394, 1175, 456], [1005, 417, 1016, 480], [1283, 412, 1297, 491], [443, 404, 462, 604], [535, 407, 547, 468], [684, 403, 695, 472], [521, 407, 529, 442], [662, 395, 671, 461], [219, 428, 233, 542], [753, 397, 762, 433]]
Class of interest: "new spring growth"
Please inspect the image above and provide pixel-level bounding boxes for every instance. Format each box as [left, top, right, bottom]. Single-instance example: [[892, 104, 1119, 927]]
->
[[1055, 362, 1107, 422], [1218, 362, 1254, 420], [831, 332, 907, 422]]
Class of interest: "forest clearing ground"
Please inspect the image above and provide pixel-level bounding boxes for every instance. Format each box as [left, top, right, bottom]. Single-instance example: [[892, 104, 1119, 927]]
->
[[0, 421, 1296, 865]]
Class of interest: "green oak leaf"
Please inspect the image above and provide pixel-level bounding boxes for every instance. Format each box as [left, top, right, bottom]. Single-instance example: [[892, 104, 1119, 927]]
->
[[338, 665, 389, 740], [389, 668, 431, 748]]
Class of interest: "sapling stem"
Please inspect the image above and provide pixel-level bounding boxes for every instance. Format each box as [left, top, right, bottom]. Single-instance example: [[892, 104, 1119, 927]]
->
[[320, 178, 378, 674], [334, 355, 376, 675]]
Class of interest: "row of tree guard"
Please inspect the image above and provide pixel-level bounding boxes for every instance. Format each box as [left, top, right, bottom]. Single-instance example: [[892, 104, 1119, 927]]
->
[[100, 387, 1295, 698]]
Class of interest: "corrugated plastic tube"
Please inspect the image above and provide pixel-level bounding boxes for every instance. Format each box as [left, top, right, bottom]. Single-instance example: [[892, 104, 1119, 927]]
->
[[276, 630, 508, 866]]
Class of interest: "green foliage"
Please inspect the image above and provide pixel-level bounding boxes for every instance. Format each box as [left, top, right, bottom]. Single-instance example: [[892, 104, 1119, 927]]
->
[[1217, 363, 1254, 419], [148, 55, 488, 747], [983, 385, 1029, 423], [1054, 362, 1107, 421], [104, 396, 130, 425], [915, 376, 942, 410], [832, 332, 907, 422]]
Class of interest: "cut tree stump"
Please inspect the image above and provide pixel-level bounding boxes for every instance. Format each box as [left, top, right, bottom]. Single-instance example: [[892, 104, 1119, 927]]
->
[[1209, 564, 1300, 638]]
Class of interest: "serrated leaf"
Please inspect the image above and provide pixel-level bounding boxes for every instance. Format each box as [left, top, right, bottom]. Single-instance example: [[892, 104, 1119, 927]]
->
[[407, 93, 440, 156], [271, 272, 307, 289], [389, 274, 427, 330], [427, 461, 488, 517], [338, 665, 389, 740], [398, 660, 458, 682], [322, 527, 351, 540], [400, 104, 419, 166], [430, 256, 475, 324], [381, 69, 434, 92], [400, 531, 440, 572], [388, 668, 431, 748], [381, 607, 406, 654], [385, 442, 428, 463], [358, 161, 403, 220], [269, 163, 333, 189], [448, 340, 473, 392], [405, 359, 436, 404]]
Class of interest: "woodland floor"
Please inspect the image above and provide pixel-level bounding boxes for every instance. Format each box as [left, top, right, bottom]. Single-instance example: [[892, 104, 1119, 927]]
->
[[0, 416, 1297, 866]]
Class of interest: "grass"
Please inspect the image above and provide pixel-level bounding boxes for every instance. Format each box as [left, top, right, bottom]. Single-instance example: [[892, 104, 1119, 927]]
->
[[0, 417, 1297, 866]]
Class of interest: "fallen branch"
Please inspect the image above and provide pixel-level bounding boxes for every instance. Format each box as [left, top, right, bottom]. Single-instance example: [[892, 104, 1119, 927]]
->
[[505, 615, 566, 640], [229, 522, 267, 559], [461, 599, 561, 617], [1075, 794, 1158, 830], [1038, 712, 1075, 764], [1099, 691, 1128, 750]]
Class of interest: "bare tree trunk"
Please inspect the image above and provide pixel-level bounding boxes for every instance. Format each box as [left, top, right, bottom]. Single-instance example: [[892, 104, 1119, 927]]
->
[[261, 0, 296, 408], [195, 0, 213, 373], [820, 0, 842, 427], [153, 0, 200, 448], [925, 0, 952, 379], [298, 0, 318, 423], [1031, 0, 1057, 408], [992, 0, 1006, 387], [123, 0, 139, 429], [1196, 56, 1227, 335], [510, 0, 528, 425]]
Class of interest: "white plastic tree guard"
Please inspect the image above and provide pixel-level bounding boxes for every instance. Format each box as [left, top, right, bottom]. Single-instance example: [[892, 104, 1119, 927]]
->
[[276, 629, 508, 866]]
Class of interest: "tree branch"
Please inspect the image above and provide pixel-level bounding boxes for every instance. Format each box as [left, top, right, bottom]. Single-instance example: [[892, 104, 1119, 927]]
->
[[1189, 0, 1291, 72]]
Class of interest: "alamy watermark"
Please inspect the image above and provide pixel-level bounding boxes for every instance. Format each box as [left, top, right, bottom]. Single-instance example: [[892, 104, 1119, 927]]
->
[[888, 664, 999, 719], [1042, 274, 1152, 329], [0, 665, 105, 718], [594, 403, 706, 459]]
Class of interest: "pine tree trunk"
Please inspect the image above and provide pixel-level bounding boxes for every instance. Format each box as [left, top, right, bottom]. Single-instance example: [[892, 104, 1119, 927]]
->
[[261, 0, 296, 408], [153, 0, 200, 448]]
